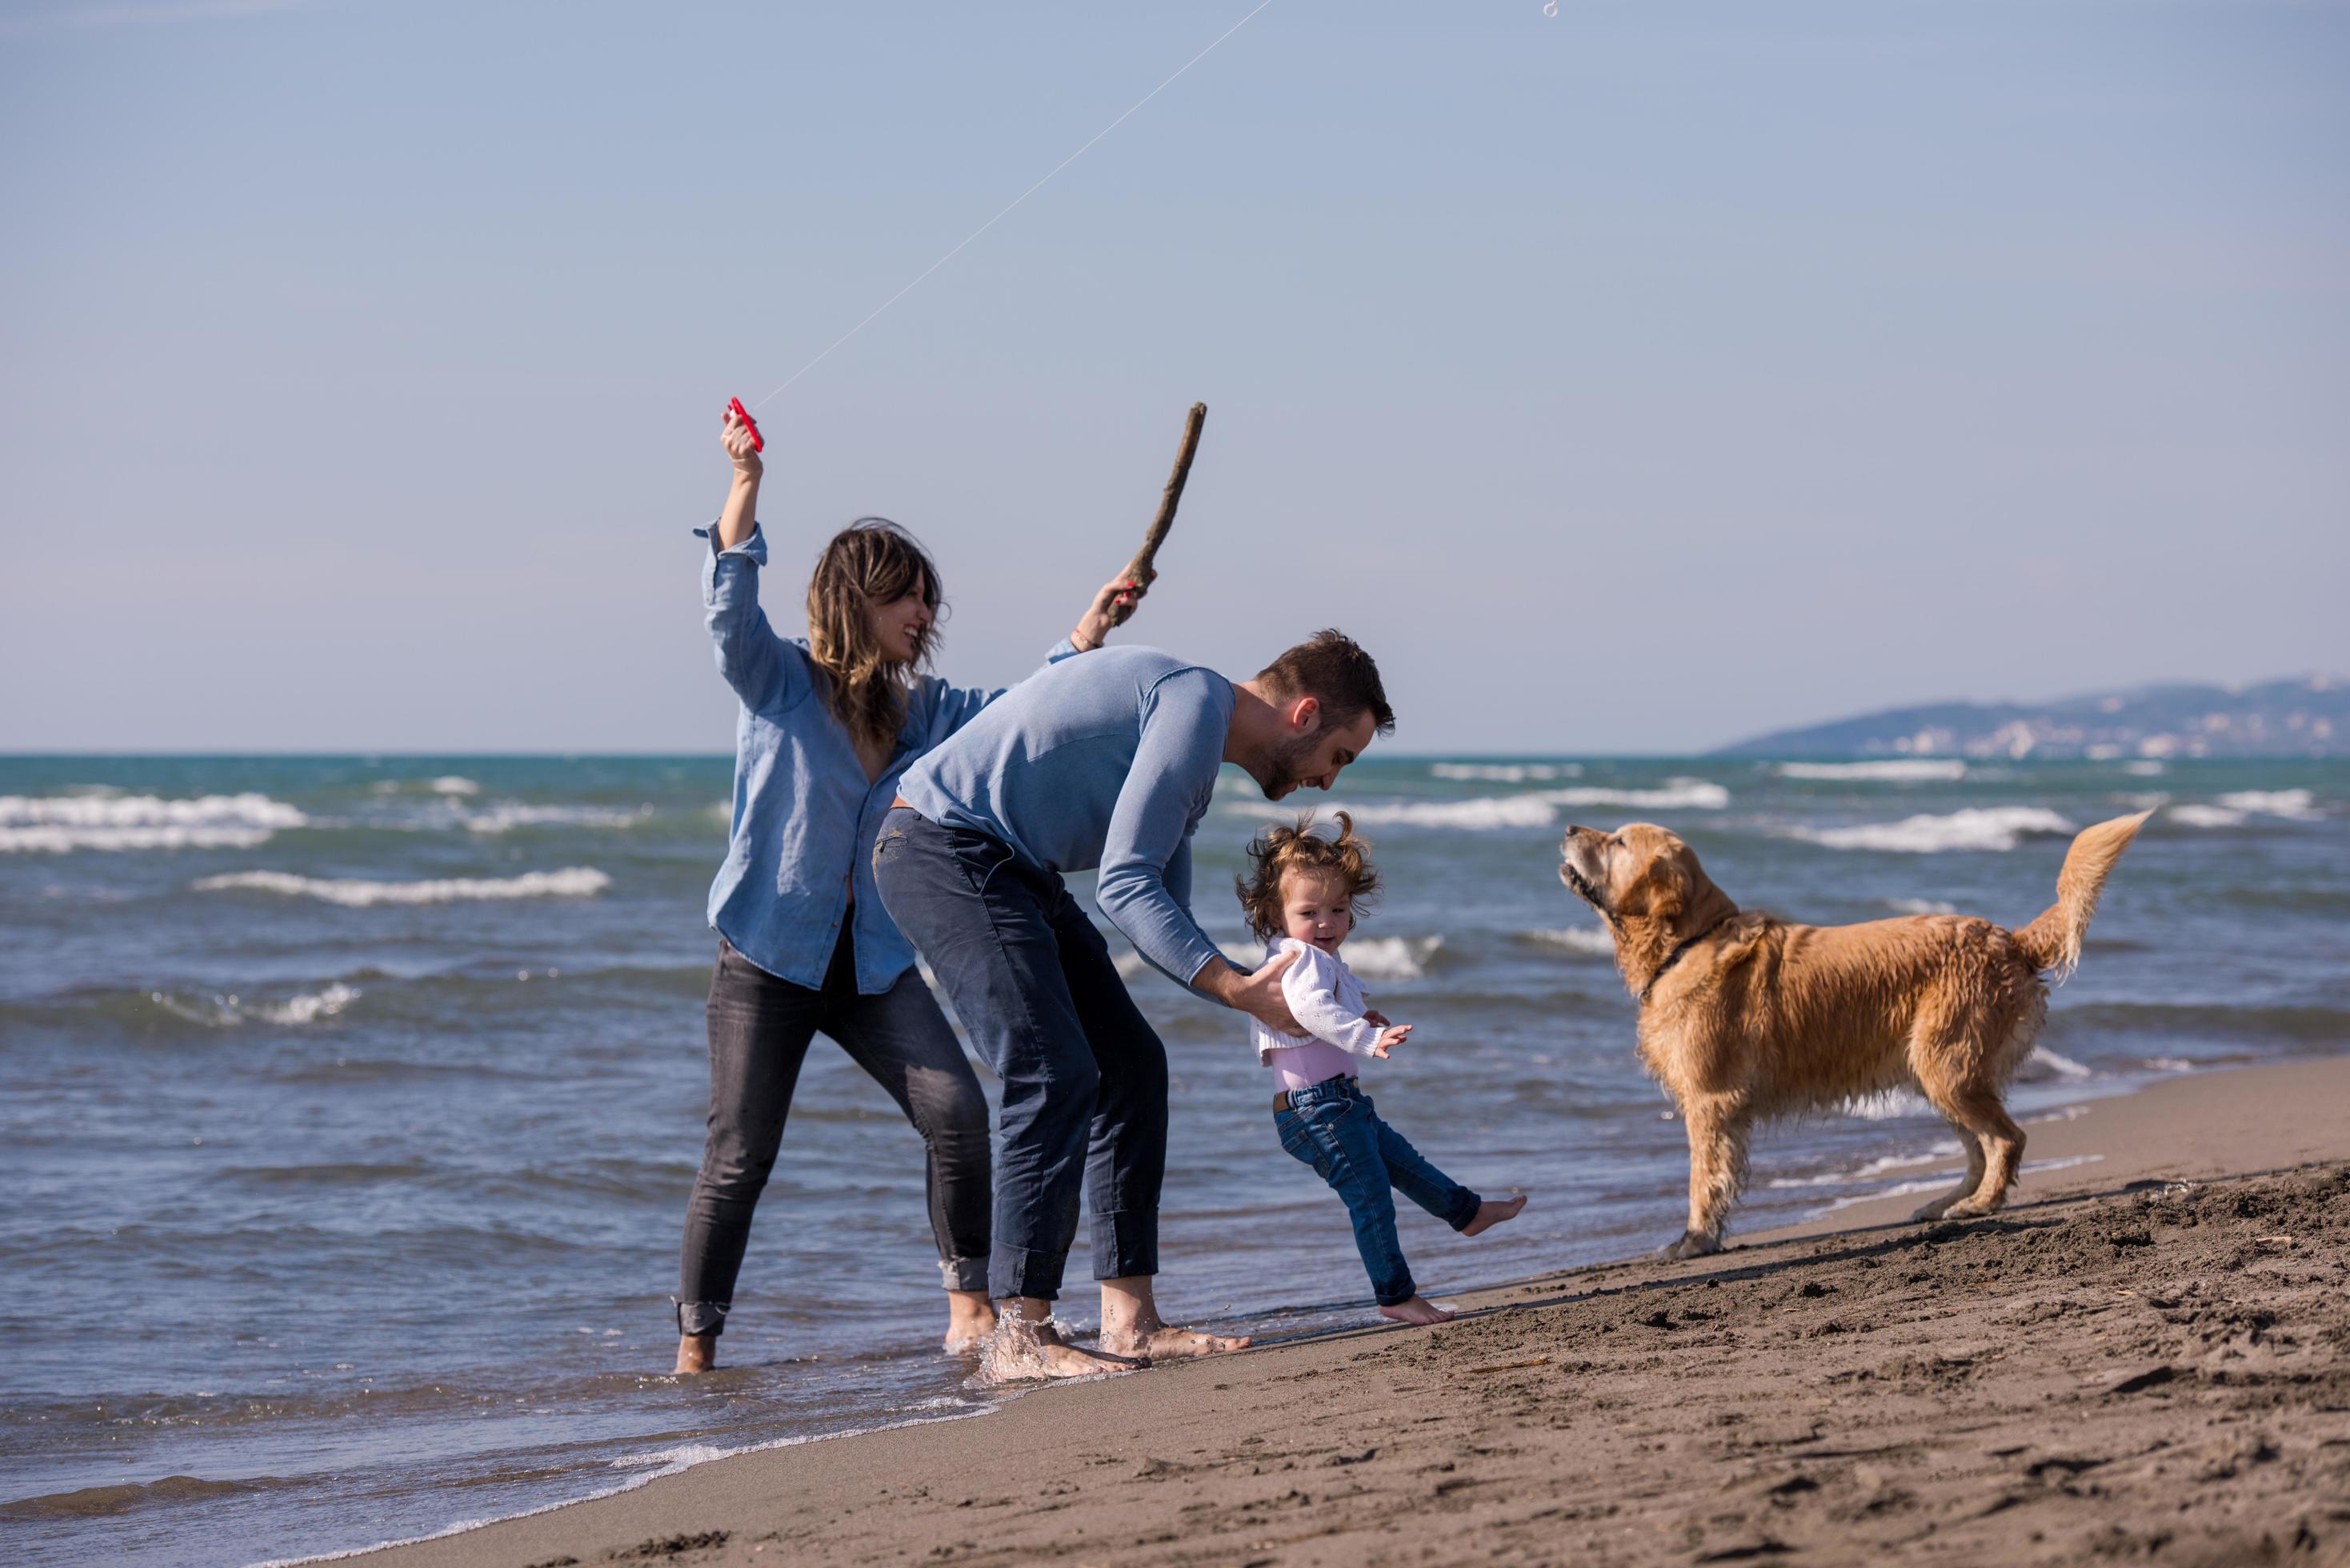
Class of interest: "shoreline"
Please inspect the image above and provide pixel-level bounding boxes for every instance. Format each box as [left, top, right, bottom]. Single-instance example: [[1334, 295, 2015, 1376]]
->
[[350, 1051, 2350, 1567]]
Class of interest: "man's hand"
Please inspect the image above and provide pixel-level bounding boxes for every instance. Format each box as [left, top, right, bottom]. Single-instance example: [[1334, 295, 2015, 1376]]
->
[[1368, 1023, 1413, 1059], [1199, 948, 1303, 1036], [1071, 570, 1151, 652], [720, 405, 763, 479]]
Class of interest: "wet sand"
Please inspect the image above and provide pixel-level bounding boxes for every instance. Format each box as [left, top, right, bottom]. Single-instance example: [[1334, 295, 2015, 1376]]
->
[[362, 1055, 2350, 1567]]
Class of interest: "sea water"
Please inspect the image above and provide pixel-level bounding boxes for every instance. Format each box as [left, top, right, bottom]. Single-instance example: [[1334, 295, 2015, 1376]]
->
[[2, 754, 2344, 1562]]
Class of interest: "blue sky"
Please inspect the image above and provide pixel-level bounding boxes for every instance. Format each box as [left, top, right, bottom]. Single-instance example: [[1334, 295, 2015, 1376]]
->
[[2, 0, 2344, 752]]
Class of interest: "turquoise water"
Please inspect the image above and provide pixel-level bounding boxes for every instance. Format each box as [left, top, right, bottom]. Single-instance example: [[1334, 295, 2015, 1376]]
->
[[2, 754, 2343, 1562]]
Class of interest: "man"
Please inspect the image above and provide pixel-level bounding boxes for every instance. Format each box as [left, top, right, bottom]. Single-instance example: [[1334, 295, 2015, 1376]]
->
[[873, 630, 1393, 1377]]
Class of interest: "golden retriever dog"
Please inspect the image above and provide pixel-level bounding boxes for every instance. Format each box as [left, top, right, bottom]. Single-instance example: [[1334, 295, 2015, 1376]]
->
[[1558, 810, 2152, 1259]]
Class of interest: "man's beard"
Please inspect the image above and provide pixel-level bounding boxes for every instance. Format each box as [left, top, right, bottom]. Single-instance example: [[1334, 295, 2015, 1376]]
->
[[1257, 731, 1322, 800]]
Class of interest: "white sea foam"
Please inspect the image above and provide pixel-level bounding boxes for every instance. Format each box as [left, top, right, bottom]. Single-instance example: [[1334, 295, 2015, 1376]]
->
[[1788, 806, 2076, 854], [460, 803, 653, 834], [1240, 778, 1728, 833], [0, 792, 307, 853], [254, 1406, 1002, 1566], [1339, 934, 1443, 981], [2021, 1046, 2093, 1081], [2216, 788, 2320, 820], [2167, 804, 2247, 830], [1812, 1154, 2104, 1217], [149, 983, 362, 1027], [430, 776, 482, 796], [1884, 898, 1960, 916], [192, 867, 611, 907], [1525, 926, 1616, 958], [1543, 778, 1731, 811], [1765, 1143, 1962, 1190], [1430, 762, 1582, 782], [1303, 795, 1562, 830], [1776, 760, 1968, 781], [255, 983, 363, 1025], [2123, 760, 2167, 776]]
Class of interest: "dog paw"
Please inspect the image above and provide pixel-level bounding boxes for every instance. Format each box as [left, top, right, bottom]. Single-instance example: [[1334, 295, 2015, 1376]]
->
[[1940, 1198, 2000, 1220], [1659, 1230, 1722, 1261], [1910, 1199, 1953, 1222]]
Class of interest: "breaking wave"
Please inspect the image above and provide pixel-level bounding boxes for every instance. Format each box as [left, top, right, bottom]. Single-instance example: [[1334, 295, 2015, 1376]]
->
[[192, 868, 611, 907], [0, 792, 307, 854], [2216, 788, 2320, 820], [1430, 762, 1583, 782], [458, 803, 654, 834], [1775, 760, 1968, 782], [1788, 806, 2076, 854], [1234, 778, 1728, 833], [1311, 796, 1559, 830], [146, 983, 362, 1027], [1543, 779, 1731, 810], [1522, 926, 1616, 958], [1337, 934, 1444, 981]]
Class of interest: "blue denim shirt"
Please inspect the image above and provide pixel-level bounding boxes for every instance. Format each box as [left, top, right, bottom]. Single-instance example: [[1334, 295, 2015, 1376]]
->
[[700, 524, 1077, 994]]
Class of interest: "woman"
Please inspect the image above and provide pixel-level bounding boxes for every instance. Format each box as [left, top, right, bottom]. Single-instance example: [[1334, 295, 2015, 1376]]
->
[[676, 405, 1147, 1374]]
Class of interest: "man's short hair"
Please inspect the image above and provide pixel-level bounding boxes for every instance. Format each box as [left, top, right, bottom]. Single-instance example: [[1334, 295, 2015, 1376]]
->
[[1256, 630, 1395, 736]]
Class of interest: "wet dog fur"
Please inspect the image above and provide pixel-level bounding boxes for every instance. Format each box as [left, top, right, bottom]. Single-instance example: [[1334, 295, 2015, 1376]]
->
[[1558, 811, 2152, 1258]]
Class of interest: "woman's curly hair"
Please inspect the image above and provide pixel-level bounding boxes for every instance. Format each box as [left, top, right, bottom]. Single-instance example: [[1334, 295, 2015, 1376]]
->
[[1235, 810, 1381, 943]]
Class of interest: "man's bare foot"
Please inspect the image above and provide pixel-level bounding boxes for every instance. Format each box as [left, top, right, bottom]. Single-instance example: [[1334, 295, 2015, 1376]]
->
[[1101, 1323, 1252, 1362], [975, 1311, 1141, 1383], [942, 1289, 997, 1355], [1460, 1192, 1527, 1237], [1379, 1294, 1456, 1326], [672, 1333, 715, 1375]]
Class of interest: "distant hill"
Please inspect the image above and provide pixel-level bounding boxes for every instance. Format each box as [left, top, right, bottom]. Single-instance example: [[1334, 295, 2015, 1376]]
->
[[1714, 675, 2346, 760]]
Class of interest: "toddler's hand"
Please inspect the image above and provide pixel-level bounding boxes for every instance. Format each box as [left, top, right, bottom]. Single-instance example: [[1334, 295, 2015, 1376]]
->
[[1370, 1023, 1412, 1058]]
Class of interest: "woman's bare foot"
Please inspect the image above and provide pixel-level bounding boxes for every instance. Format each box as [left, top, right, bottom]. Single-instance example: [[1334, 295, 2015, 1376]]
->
[[1461, 1192, 1527, 1237], [1379, 1294, 1456, 1326], [1094, 1275, 1251, 1363], [942, 1290, 997, 1355], [1101, 1323, 1252, 1362], [672, 1333, 715, 1375]]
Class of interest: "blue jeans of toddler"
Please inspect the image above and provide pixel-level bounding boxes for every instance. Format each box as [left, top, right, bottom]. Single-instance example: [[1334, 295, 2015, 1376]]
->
[[1273, 1075, 1479, 1306]]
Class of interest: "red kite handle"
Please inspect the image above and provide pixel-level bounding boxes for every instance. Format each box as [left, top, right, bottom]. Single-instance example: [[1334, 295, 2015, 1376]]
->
[[727, 397, 764, 453]]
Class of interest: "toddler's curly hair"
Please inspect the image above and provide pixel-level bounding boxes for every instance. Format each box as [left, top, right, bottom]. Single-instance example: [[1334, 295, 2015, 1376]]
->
[[1235, 811, 1381, 942]]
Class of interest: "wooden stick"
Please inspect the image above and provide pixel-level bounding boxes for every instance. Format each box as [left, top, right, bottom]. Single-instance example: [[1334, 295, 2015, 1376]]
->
[[1109, 402, 1207, 626]]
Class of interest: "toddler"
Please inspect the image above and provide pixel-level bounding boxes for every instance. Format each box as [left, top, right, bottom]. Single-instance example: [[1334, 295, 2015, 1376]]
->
[[1236, 813, 1526, 1325]]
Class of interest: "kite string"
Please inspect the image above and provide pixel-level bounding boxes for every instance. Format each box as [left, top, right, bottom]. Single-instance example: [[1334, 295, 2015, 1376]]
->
[[751, 0, 1278, 410]]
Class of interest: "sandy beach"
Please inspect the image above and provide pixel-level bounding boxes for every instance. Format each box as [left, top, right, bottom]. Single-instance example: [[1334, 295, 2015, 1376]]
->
[[357, 1054, 2350, 1567]]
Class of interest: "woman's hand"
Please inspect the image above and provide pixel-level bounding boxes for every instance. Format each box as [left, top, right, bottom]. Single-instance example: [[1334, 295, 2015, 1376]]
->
[[720, 405, 763, 479], [1070, 570, 1152, 652]]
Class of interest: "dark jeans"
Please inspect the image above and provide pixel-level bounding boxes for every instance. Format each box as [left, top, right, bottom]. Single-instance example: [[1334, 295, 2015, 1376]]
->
[[871, 806, 1167, 1302], [1274, 1075, 1479, 1306], [675, 928, 991, 1337]]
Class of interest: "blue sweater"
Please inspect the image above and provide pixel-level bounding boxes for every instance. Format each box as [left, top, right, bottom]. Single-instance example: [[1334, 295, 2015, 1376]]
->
[[700, 523, 1076, 993], [897, 646, 1235, 986]]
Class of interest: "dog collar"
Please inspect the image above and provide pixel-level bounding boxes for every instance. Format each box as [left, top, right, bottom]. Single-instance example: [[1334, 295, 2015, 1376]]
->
[[1638, 914, 1735, 1006]]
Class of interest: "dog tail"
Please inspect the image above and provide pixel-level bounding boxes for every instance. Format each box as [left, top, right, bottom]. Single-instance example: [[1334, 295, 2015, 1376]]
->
[[2012, 809, 2154, 982]]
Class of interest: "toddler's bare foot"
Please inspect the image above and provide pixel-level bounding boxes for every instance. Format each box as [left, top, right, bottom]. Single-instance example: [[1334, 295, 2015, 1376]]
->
[[942, 1290, 997, 1355], [1379, 1295, 1455, 1326], [1103, 1324, 1252, 1362], [672, 1333, 715, 1375], [1461, 1192, 1527, 1237]]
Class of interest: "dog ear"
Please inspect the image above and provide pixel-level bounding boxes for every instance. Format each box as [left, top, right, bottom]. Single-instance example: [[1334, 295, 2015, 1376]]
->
[[1626, 860, 1685, 921]]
